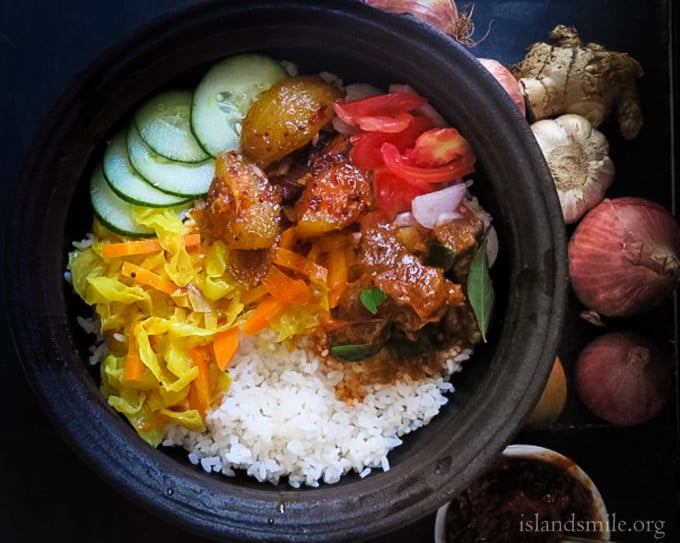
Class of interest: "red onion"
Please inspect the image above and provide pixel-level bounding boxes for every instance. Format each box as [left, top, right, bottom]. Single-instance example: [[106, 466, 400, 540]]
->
[[411, 183, 465, 228], [478, 58, 526, 116], [569, 197, 680, 317], [364, 0, 473, 44], [575, 331, 672, 426]]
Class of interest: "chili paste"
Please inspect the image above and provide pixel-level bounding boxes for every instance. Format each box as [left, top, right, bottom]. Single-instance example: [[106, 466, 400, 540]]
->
[[444, 455, 603, 543]]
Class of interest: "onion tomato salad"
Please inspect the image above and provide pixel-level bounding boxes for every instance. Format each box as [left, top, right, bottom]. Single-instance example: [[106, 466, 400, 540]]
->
[[333, 90, 476, 218]]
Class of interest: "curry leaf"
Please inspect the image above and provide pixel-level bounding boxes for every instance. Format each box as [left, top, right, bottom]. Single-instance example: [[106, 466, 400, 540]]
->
[[426, 241, 455, 272], [360, 286, 387, 315], [330, 343, 382, 362], [467, 240, 494, 342]]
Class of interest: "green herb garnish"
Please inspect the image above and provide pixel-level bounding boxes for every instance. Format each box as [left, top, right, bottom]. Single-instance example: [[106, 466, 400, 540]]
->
[[360, 286, 387, 315], [426, 241, 455, 272], [330, 343, 382, 362], [467, 240, 494, 342]]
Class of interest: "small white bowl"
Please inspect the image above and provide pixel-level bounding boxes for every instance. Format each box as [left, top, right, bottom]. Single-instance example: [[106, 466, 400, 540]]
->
[[434, 444, 609, 542]]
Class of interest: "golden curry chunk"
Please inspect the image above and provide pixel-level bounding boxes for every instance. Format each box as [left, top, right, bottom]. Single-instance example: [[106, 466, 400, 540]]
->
[[203, 151, 281, 249], [294, 136, 372, 237], [241, 75, 341, 168]]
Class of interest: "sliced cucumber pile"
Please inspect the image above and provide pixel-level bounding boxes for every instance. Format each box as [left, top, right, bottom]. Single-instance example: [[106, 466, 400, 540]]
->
[[90, 164, 155, 237], [127, 123, 215, 197], [134, 89, 210, 163], [88, 53, 291, 238], [103, 129, 193, 207], [191, 54, 288, 157]]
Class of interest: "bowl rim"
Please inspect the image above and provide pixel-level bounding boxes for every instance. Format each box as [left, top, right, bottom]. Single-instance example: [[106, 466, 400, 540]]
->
[[3, 1, 568, 541]]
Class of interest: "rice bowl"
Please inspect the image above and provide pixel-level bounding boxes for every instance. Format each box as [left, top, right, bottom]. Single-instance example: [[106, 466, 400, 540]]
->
[[5, 2, 567, 541]]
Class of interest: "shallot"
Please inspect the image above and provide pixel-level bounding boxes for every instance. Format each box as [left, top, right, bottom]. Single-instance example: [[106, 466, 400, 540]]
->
[[569, 197, 680, 317], [575, 331, 672, 426], [365, 0, 474, 44], [478, 58, 526, 116]]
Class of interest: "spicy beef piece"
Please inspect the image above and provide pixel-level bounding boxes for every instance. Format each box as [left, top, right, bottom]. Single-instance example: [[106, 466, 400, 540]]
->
[[356, 220, 464, 336], [294, 135, 372, 237], [324, 318, 390, 348], [440, 301, 483, 346], [432, 207, 484, 281], [200, 151, 281, 250]]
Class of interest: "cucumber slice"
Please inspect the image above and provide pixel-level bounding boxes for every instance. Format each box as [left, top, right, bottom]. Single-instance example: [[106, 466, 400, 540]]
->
[[90, 163, 154, 237], [103, 129, 192, 207], [191, 53, 288, 157], [126, 122, 215, 197], [133, 89, 210, 163]]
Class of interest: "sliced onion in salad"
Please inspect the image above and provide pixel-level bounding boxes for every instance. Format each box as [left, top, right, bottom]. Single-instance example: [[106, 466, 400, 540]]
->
[[411, 183, 466, 228]]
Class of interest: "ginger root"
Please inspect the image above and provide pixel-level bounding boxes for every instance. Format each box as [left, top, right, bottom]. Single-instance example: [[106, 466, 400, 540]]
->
[[511, 25, 644, 140]]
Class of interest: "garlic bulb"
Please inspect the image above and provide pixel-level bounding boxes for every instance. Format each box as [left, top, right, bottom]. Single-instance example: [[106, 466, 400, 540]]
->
[[531, 114, 615, 224]]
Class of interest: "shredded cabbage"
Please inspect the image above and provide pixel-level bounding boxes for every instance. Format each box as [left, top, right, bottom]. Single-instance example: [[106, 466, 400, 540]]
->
[[68, 207, 324, 446]]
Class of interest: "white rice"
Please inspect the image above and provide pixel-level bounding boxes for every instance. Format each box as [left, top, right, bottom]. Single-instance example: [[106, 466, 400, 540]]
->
[[163, 331, 469, 488]]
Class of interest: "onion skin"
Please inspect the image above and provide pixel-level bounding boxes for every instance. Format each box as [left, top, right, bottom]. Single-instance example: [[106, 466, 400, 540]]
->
[[568, 197, 680, 317], [478, 58, 526, 116], [575, 332, 672, 426]]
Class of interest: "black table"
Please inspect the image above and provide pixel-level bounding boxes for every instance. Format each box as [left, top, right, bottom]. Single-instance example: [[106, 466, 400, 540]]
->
[[1, 1, 678, 541]]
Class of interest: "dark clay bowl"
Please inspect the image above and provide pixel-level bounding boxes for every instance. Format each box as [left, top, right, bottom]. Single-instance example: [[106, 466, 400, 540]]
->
[[4, 1, 567, 541]]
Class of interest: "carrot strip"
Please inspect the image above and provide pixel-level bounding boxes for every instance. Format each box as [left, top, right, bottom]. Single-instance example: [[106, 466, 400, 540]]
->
[[123, 323, 144, 382], [278, 226, 297, 250], [262, 265, 314, 305], [121, 261, 180, 295], [272, 247, 328, 284], [102, 234, 201, 258], [189, 345, 211, 417], [213, 328, 239, 371], [326, 247, 349, 308], [187, 384, 201, 415], [241, 295, 286, 335], [240, 284, 268, 306]]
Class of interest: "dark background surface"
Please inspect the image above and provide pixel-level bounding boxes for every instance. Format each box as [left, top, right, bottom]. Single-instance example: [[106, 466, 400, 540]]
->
[[1, 1, 678, 542]]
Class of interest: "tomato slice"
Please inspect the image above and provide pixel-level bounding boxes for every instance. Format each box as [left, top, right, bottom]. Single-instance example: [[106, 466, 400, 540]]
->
[[350, 115, 434, 170], [355, 111, 413, 133], [373, 168, 429, 218], [334, 92, 428, 121], [410, 128, 475, 168], [380, 142, 475, 185]]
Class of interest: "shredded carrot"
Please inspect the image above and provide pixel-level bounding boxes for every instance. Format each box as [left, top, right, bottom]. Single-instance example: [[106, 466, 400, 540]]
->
[[189, 345, 211, 416], [262, 265, 314, 305], [240, 284, 268, 306], [241, 295, 287, 335], [102, 234, 201, 258], [123, 323, 144, 382], [326, 247, 349, 308], [306, 241, 322, 264], [272, 247, 328, 284], [212, 328, 239, 371], [121, 261, 180, 295], [278, 226, 297, 250]]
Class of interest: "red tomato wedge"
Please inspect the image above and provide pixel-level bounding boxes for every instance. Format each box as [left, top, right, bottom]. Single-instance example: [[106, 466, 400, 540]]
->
[[354, 111, 413, 133], [409, 128, 475, 168], [333, 92, 427, 127], [380, 141, 475, 184], [350, 115, 434, 170], [374, 168, 429, 218]]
